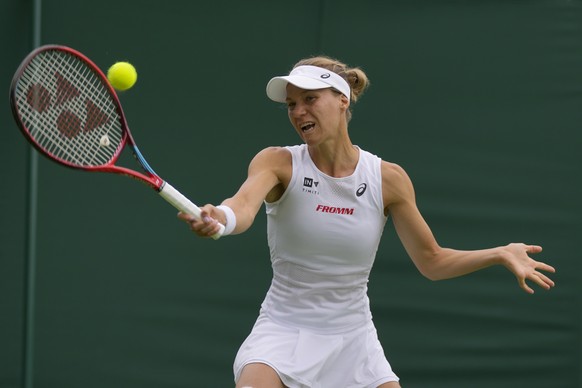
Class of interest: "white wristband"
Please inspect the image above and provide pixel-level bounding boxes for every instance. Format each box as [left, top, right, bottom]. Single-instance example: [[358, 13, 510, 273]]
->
[[216, 205, 236, 236]]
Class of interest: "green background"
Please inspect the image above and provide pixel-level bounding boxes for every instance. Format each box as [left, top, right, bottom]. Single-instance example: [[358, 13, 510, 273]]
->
[[1, 1, 580, 387]]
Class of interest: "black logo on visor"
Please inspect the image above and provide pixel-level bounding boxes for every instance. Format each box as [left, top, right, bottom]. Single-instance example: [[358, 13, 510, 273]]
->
[[321, 73, 331, 79]]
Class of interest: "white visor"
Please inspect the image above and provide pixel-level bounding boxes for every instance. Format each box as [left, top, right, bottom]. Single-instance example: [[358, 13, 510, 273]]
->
[[266, 65, 351, 103]]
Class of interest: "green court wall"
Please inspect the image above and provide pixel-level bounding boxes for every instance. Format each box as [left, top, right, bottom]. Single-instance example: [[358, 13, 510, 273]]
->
[[1, 1, 580, 387]]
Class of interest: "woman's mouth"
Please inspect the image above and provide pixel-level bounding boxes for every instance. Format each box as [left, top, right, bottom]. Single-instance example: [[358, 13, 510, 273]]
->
[[300, 122, 315, 132]]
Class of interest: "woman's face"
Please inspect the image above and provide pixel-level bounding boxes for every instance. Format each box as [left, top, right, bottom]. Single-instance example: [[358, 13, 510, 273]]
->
[[285, 84, 348, 145]]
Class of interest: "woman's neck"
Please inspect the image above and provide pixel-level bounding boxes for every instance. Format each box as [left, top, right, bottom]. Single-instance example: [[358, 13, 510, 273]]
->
[[307, 137, 359, 178]]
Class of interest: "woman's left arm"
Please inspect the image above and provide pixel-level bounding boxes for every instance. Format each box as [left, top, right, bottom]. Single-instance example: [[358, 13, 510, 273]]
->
[[383, 161, 555, 294]]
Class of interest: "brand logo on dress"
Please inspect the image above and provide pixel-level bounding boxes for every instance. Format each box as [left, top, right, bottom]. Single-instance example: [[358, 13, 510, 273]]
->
[[316, 205, 354, 215], [304, 177, 316, 187], [303, 177, 319, 195], [356, 183, 367, 197]]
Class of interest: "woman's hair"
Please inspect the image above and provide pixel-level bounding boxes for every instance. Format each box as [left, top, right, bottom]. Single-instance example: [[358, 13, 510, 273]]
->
[[293, 56, 370, 121]]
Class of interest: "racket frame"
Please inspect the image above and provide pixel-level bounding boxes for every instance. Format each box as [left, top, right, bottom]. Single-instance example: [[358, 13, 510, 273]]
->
[[10, 44, 224, 238], [10, 44, 164, 190]]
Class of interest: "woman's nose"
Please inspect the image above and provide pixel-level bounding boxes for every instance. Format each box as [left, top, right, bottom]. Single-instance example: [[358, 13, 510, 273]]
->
[[291, 103, 306, 117]]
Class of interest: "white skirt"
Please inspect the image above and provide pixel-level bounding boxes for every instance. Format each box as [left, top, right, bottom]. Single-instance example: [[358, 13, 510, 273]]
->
[[233, 312, 399, 388]]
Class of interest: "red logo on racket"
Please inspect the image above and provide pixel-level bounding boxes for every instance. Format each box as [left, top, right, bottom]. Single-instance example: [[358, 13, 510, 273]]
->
[[26, 71, 111, 138]]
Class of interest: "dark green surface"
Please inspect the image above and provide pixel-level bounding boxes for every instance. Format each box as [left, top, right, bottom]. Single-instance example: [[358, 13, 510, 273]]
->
[[1, 1, 580, 387]]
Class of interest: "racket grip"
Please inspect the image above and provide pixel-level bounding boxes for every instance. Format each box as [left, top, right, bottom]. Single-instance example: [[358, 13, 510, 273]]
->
[[159, 182, 225, 240]]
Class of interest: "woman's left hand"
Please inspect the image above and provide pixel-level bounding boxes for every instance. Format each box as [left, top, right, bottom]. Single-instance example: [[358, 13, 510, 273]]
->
[[501, 243, 556, 294]]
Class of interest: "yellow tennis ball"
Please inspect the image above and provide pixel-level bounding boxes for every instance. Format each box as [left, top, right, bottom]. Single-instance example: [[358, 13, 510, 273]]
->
[[107, 62, 137, 91]]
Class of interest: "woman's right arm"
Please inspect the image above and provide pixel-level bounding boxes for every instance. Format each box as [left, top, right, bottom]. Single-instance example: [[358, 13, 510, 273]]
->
[[178, 146, 291, 237]]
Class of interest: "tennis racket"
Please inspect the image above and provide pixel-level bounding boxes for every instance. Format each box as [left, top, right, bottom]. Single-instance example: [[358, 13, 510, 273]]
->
[[10, 44, 225, 239]]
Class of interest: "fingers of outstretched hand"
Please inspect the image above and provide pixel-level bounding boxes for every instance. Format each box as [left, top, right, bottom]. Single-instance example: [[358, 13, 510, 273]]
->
[[535, 261, 556, 274], [510, 243, 542, 256], [525, 244, 543, 254], [507, 243, 556, 294], [518, 277, 535, 294], [533, 270, 555, 289], [517, 264, 556, 294]]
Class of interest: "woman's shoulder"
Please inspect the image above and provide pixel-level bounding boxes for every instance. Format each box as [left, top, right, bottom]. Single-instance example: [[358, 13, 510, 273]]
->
[[380, 160, 415, 200], [251, 146, 294, 200], [253, 146, 293, 163], [354, 147, 411, 188], [380, 159, 408, 179], [249, 146, 293, 179]]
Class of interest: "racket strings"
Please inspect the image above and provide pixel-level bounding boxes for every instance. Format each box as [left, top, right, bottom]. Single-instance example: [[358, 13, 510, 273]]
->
[[14, 50, 124, 167]]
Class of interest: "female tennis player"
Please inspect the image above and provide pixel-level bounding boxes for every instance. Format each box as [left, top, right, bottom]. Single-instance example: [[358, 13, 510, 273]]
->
[[179, 57, 556, 388]]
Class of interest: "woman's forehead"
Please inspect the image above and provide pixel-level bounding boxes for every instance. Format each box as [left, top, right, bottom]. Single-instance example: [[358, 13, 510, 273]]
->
[[285, 84, 331, 98]]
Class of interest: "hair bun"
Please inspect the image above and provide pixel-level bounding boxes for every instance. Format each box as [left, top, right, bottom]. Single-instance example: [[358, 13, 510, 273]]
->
[[292, 56, 370, 122]]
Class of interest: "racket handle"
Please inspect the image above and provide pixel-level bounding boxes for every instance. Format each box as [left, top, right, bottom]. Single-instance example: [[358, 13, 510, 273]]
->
[[159, 182, 225, 240]]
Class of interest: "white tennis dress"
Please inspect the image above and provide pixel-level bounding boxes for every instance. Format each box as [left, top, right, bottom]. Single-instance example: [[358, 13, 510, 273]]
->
[[233, 144, 399, 387]]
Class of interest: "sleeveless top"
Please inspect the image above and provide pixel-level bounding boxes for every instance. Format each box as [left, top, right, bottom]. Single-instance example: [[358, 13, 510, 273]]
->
[[262, 144, 387, 333]]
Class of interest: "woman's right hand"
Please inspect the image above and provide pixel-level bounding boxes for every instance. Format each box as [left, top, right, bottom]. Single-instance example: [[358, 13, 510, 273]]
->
[[177, 204, 224, 238]]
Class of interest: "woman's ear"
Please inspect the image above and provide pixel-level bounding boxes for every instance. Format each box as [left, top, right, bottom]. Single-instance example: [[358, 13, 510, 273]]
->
[[340, 94, 350, 110]]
